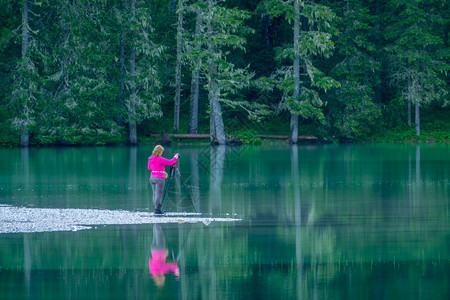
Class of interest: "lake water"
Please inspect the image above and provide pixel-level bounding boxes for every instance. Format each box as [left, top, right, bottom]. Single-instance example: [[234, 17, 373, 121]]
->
[[0, 144, 449, 299]]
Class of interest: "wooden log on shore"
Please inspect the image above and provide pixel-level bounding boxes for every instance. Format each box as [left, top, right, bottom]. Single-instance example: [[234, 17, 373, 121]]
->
[[255, 135, 318, 140], [149, 133, 317, 140], [149, 133, 210, 139]]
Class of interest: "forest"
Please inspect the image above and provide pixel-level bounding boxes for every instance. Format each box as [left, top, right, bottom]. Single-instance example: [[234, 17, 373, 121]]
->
[[0, 0, 448, 147]]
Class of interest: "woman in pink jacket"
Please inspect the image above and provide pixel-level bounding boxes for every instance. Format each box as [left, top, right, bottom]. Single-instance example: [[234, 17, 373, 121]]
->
[[148, 145, 179, 214]]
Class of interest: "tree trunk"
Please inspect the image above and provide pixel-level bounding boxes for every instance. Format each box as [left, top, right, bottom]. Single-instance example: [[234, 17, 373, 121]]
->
[[128, 0, 137, 144], [20, 0, 30, 147], [210, 94, 215, 143], [262, 15, 274, 47], [188, 62, 200, 134], [61, 0, 70, 92], [119, 0, 125, 125], [407, 76, 412, 127], [409, 76, 420, 136], [415, 97, 420, 136], [174, 0, 184, 134], [207, 0, 226, 145], [374, 0, 383, 104], [188, 12, 202, 134], [211, 86, 226, 145], [289, 1, 301, 144], [208, 76, 226, 145], [408, 98, 412, 127], [290, 114, 299, 144], [21, 0, 29, 81], [410, 76, 420, 136]]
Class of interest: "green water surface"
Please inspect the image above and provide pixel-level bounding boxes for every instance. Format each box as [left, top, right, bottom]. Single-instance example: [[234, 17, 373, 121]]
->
[[0, 144, 449, 299]]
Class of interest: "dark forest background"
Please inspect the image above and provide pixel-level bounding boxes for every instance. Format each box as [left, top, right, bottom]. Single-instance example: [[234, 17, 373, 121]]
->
[[0, 0, 449, 146]]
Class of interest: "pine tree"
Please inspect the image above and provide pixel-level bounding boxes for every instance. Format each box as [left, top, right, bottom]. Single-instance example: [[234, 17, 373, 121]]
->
[[327, 0, 382, 141], [185, 0, 256, 144], [123, 0, 164, 144], [41, 0, 121, 145], [10, 0, 40, 147], [187, 1, 204, 134], [258, 0, 340, 144], [173, 0, 186, 134], [385, 0, 449, 136]]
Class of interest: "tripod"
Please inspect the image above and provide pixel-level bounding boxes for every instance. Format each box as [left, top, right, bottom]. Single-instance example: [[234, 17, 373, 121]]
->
[[161, 222, 193, 262], [161, 164, 197, 213]]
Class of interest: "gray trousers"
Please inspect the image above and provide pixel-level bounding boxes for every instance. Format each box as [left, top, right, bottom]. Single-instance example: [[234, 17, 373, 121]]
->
[[150, 176, 165, 210]]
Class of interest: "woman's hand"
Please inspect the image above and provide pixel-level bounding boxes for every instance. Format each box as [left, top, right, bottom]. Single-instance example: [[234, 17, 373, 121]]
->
[[174, 153, 179, 159]]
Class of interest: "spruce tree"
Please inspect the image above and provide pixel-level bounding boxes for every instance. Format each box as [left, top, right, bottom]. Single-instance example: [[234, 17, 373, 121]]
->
[[258, 0, 340, 144], [42, 0, 121, 145], [385, 0, 449, 136], [185, 0, 256, 144], [10, 0, 41, 147], [327, 0, 382, 141], [174, 0, 186, 134], [122, 0, 164, 144]]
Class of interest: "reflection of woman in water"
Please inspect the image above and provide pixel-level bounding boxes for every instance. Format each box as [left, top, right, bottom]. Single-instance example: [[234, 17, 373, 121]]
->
[[149, 224, 179, 287]]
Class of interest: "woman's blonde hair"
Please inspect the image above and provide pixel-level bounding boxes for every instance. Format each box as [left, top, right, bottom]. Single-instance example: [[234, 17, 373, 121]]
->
[[152, 145, 164, 156]]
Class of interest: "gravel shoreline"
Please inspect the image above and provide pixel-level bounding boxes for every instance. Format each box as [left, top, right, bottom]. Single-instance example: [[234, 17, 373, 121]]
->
[[0, 204, 241, 234]]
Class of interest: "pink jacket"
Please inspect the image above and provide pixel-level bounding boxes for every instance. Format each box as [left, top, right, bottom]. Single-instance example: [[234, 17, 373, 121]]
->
[[149, 249, 179, 275], [148, 155, 178, 178]]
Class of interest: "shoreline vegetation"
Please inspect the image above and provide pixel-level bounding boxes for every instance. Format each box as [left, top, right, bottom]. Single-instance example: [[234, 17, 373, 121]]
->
[[2, 125, 449, 148], [143, 129, 450, 146]]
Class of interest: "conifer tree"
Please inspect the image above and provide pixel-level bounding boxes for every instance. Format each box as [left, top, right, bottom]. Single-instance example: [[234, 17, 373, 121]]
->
[[174, 0, 185, 134], [123, 0, 164, 144], [327, 0, 382, 141], [258, 0, 340, 144], [187, 2, 204, 134], [185, 0, 256, 144], [10, 0, 40, 147], [42, 0, 121, 145], [385, 0, 448, 136]]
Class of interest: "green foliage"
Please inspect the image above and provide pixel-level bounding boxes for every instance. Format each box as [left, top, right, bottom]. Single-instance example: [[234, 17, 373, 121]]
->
[[0, 0, 449, 147], [230, 129, 262, 145], [256, 0, 293, 19], [182, 0, 270, 125], [122, 0, 164, 125], [0, 107, 18, 147], [369, 125, 450, 144], [260, 0, 340, 128], [326, 0, 382, 141], [385, 0, 448, 108]]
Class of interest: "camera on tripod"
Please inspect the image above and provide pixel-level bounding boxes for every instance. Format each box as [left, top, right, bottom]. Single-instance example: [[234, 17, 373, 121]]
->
[[162, 157, 196, 212]]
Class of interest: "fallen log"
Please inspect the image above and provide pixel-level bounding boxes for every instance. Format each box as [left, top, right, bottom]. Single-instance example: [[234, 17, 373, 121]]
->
[[255, 135, 318, 140], [149, 133, 317, 140], [149, 134, 210, 139]]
